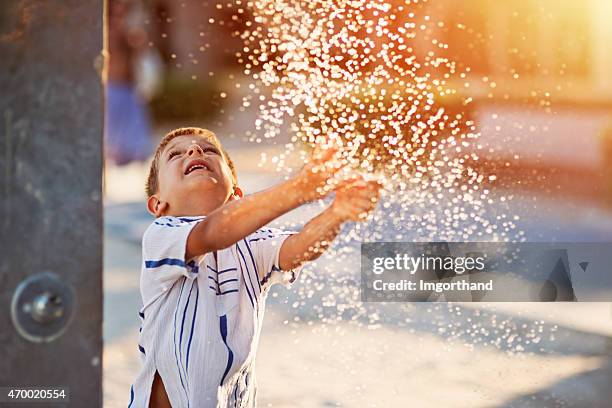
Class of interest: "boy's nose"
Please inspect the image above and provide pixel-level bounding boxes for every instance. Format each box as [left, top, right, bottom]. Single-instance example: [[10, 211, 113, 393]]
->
[[187, 144, 204, 156]]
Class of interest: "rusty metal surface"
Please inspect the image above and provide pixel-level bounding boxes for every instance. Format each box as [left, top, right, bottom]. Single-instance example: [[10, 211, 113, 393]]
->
[[0, 0, 103, 406]]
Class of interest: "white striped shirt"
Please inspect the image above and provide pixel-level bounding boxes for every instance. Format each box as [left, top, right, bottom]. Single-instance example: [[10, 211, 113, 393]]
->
[[128, 215, 301, 407]]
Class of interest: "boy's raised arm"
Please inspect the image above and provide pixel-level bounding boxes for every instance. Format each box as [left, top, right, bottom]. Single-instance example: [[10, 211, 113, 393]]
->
[[278, 178, 381, 271], [185, 147, 341, 260]]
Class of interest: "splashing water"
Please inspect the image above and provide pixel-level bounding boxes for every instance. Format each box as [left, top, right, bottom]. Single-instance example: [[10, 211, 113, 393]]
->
[[228, 0, 522, 241], [211, 0, 547, 355]]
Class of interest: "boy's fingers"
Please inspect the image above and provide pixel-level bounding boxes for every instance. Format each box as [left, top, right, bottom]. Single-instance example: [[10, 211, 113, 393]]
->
[[362, 180, 383, 197], [312, 144, 353, 177], [349, 191, 378, 205], [350, 207, 374, 221], [323, 155, 350, 177], [312, 144, 338, 164], [368, 179, 384, 188], [349, 197, 376, 212], [364, 179, 384, 193], [335, 175, 365, 191], [342, 181, 381, 197]]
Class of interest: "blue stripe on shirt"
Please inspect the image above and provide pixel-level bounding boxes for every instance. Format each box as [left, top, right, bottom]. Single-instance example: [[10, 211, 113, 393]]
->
[[233, 378, 239, 406], [210, 287, 238, 295], [248, 232, 293, 242], [243, 239, 262, 291], [186, 284, 199, 371], [178, 216, 205, 222], [173, 278, 190, 405], [219, 315, 234, 386], [187, 260, 199, 274], [154, 221, 183, 227], [128, 385, 134, 407], [238, 241, 258, 297], [261, 264, 285, 286], [240, 372, 251, 401], [236, 244, 255, 307], [179, 281, 195, 393], [219, 278, 238, 286], [260, 270, 272, 286], [207, 265, 238, 274], [145, 258, 186, 268]]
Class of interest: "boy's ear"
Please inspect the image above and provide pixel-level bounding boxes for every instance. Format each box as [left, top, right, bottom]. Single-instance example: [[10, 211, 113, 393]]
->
[[147, 195, 168, 217], [233, 186, 244, 198]]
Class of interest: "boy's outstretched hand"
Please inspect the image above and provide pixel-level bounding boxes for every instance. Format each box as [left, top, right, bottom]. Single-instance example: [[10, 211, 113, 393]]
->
[[278, 172, 382, 270], [330, 176, 382, 222], [292, 144, 345, 203]]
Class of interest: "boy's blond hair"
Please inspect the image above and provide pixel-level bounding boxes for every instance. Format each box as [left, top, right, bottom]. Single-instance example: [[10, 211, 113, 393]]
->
[[145, 127, 237, 197]]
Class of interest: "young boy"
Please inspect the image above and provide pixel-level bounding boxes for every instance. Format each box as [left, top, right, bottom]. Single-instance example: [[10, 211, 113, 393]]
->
[[128, 127, 381, 407]]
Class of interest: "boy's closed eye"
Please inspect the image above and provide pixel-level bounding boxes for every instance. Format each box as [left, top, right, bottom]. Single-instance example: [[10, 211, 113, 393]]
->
[[168, 150, 181, 160], [167, 146, 221, 160]]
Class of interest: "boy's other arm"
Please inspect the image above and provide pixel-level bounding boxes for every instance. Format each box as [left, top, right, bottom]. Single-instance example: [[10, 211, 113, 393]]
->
[[278, 208, 343, 271], [186, 147, 341, 260], [278, 178, 381, 271]]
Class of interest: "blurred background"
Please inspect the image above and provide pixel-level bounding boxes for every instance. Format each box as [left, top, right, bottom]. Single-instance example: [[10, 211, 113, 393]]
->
[[103, 0, 612, 406]]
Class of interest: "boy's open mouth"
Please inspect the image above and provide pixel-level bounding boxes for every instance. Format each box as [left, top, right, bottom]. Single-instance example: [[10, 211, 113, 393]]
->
[[185, 159, 212, 175]]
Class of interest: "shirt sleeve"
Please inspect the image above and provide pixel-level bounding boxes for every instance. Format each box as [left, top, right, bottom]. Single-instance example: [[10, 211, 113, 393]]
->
[[247, 227, 303, 289], [141, 216, 205, 290]]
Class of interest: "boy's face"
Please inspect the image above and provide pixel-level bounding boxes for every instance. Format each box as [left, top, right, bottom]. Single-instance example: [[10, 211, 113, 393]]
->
[[148, 135, 240, 217]]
